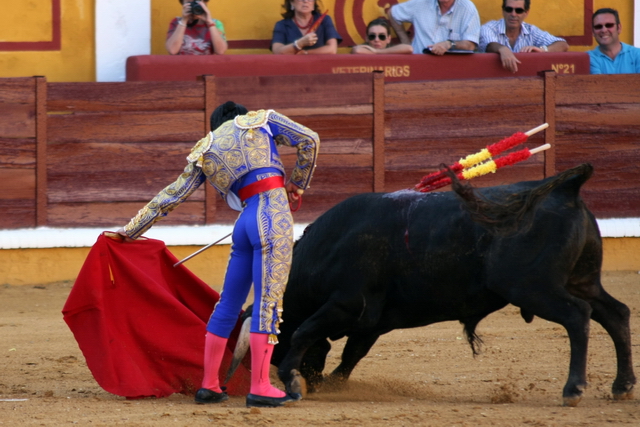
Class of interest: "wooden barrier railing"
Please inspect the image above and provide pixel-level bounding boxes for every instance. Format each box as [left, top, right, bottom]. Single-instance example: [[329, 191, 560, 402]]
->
[[1, 72, 639, 230]]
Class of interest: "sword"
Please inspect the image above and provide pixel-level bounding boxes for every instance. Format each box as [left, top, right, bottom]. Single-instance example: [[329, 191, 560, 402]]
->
[[173, 232, 232, 267]]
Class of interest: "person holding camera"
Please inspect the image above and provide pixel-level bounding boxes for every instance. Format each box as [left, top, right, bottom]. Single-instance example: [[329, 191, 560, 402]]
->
[[166, 0, 227, 55]]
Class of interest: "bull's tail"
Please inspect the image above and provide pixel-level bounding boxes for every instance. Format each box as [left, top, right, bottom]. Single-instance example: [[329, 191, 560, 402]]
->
[[224, 315, 251, 385], [448, 163, 593, 236]]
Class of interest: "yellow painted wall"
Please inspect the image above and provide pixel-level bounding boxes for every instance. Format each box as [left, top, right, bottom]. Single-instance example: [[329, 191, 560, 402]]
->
[[1, 237, 638, 287], [0, 0, 95, 82], [0, 0, 635, 81]]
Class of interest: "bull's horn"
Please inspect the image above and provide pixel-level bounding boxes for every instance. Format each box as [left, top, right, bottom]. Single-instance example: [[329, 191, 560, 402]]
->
[[224, 315, 251, 384]]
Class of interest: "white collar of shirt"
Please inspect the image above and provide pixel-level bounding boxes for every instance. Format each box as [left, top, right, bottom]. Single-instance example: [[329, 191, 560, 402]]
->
[[436, 0, 456, 17], [498, 19, 531, 37]]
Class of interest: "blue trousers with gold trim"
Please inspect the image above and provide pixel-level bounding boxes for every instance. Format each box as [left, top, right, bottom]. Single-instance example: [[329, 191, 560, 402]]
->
[[206, 187, 293, 341]]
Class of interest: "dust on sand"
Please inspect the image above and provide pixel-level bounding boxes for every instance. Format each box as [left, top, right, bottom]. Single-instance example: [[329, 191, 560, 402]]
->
[[1, 271, 639, 426]]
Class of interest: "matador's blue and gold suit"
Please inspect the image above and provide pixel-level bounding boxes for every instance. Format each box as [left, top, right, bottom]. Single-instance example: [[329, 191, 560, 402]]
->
[[123, 110, 319, 344]]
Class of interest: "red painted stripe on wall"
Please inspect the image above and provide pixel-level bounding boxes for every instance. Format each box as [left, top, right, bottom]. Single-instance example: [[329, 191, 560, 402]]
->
[[0, 0, 61, 51]]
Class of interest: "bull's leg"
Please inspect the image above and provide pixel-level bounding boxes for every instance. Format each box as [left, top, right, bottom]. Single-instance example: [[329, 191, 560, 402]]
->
[[506, 289, 592, 407], [328, 332, 380, 385], [277, 301, 361, 396], [300, 339, 331, 392], [589, 290, 636, 400]]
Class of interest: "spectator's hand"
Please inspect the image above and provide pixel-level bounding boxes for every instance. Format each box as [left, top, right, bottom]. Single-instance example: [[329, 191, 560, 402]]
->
[[299, 32, 318, 48], [427, 41, 449, 56], [196, 1, 212, 23], [520, 46, 543, 53], [498, 46, 521, 73], [180, 1, 191, 21]]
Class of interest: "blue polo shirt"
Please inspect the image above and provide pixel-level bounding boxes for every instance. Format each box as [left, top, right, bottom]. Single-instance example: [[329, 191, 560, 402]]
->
[[588, 42, 640, 74], [271, 12, 342, 51]]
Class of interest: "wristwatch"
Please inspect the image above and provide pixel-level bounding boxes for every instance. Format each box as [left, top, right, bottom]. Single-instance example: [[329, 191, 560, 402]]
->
[[448, 40, 457, 50]]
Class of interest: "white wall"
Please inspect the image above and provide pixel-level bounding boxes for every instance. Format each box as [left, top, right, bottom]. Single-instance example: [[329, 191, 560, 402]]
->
[[96, 0, 151, 82]]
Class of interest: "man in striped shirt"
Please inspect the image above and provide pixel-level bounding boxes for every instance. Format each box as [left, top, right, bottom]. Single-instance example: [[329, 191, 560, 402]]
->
[[479, 0, 568, 73]]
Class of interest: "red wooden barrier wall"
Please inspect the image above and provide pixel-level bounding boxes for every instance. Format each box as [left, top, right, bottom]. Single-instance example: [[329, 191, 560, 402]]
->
[[1, 72, 638, 230]]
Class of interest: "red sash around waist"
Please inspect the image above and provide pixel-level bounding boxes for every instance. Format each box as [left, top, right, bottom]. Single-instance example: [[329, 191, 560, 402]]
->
[[238, 176, 285, 202]]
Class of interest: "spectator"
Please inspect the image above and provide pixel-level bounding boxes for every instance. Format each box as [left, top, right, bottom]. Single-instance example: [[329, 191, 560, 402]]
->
[[389, 0, 481, 55], [351, 18, 413, 54], [588, 8, 640, 74], [479, 0, 568, 73], [271, 0, 342, 55], [166, 0, 227, 55]]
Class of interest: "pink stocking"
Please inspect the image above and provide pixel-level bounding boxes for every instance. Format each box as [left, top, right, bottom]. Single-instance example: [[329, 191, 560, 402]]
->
[[250, 333, 286, 397], [201, 332, 228, 393]]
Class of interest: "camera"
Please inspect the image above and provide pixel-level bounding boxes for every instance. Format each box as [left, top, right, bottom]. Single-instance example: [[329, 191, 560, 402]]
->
[[189, 1, 205, 16]]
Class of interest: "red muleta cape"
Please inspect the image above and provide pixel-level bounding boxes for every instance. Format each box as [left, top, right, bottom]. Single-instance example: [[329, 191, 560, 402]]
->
[[62, 233, 250, 398]]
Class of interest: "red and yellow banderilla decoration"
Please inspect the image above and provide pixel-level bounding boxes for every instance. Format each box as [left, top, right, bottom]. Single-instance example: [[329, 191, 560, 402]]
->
[[415, 123, 550, 193]]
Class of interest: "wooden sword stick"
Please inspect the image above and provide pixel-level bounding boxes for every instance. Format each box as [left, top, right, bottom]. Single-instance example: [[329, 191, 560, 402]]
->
[[173, 232, 232, 267]]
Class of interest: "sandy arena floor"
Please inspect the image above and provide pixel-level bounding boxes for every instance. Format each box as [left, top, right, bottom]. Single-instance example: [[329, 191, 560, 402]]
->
[[1, 271, 640, 426]]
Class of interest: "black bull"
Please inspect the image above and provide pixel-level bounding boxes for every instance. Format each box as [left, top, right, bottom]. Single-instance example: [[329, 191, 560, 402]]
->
[[233, 163, 635, 406]]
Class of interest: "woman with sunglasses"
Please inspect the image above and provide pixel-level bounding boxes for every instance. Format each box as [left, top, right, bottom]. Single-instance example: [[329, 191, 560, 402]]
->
[[351, 18, 412, 55], [271, 0, 342, 54]]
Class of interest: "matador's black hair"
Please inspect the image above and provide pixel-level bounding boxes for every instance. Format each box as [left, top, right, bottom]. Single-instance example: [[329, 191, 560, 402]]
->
[[210, 101, 248, 131]]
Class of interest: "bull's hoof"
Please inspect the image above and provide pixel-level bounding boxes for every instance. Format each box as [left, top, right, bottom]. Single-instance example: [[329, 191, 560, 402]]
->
[[562, 395, 582, 407], [612, 381, 635, 401], [562, 383, 585, 407], [286, 369, 307, 397], [613, 391, 634, 401], [613, 390, 634, 401]]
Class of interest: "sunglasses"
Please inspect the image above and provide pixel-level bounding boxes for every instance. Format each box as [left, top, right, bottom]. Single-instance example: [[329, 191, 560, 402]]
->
[[593, 23, 616, 30], [368, 33, 388, 41], [503, 6, 526, 14]]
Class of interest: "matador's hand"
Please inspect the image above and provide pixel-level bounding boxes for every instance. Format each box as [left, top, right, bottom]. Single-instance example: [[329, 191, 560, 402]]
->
[[285, 182, 303, 205]]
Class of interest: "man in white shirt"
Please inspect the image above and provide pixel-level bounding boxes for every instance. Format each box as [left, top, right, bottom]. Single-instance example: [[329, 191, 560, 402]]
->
[[389, 0, 481, 55]]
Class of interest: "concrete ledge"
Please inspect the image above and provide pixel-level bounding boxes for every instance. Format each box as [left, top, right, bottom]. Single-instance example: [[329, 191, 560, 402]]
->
[[1, 220, 639, 286]]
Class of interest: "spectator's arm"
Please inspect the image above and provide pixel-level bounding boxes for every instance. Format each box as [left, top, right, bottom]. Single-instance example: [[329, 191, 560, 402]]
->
[[452, 40, 477, 51], [166, 18, 188, 55], [352, 44, 377, 54], [547, 40, 569, 52], [206, 22, 228, 54], [272, 42, 297, 55], [486, 42, 520, 73], [352, 44, 413, 54], [307, 38, 338, 54], [389, 15, 411, 46], [379, 44, 414, 54]]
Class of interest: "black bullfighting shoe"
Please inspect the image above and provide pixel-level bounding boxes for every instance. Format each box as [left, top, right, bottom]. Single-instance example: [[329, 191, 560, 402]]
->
[[194, 387, 229, 404], [245, 392, 301, 408]]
